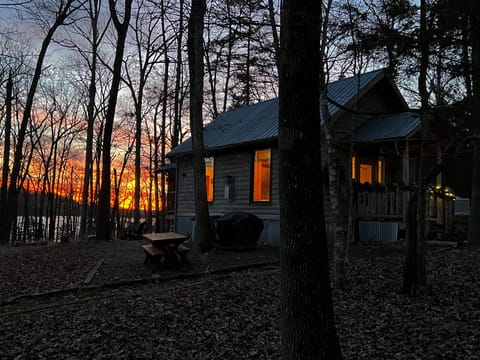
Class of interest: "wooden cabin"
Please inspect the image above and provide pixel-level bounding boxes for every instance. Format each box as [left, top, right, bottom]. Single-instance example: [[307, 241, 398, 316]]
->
[[166, 69, 454, 245]]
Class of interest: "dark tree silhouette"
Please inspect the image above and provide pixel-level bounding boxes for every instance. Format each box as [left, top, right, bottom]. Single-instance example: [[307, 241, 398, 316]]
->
[[187, 0, 216, 252], [403, 0, 428, 297], [467, 0, 480, 246], [96, 0, 132, 240], [278, 0, 342, 358]]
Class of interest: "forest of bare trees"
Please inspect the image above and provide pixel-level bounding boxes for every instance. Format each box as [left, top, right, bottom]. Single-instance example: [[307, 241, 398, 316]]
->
[[0, 0, 478, 255], [0, 0, 282, 243]]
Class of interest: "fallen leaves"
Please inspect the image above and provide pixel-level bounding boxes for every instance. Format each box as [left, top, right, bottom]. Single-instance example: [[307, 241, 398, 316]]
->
[[335, 246, 480, 360], [0, 242, 479, 359]]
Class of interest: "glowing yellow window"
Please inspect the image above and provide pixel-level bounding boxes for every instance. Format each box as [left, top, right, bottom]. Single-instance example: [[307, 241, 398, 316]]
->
[[352, 156, 357, 181], [359, 164, 372, 184], [253, 149, 271, 202], [377, 159, 384, 184], [205, 157, 214, 202]]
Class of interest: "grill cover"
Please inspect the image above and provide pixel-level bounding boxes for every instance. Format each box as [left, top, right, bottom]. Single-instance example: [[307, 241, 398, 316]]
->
[[215, 212, 264, 250]]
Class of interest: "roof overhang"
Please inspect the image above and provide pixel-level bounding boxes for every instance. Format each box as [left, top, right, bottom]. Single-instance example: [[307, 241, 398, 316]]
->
[[353, 112, 421, 143]]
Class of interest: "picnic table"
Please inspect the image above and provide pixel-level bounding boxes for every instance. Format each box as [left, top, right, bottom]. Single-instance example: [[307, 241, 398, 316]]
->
[[142, 232, 190, 271]]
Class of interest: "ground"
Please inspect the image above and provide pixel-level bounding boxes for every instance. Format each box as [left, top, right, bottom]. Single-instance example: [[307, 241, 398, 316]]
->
[[0, 239, 479, 359]]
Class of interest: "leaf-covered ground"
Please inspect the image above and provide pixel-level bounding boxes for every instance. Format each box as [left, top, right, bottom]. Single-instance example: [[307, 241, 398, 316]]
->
[[0, 241, 479, 359], [336, 247, 480, 359]]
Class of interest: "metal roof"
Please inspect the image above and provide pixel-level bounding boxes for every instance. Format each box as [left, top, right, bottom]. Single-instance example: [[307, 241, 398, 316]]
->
[[326, 69, 388, 115], [168, 68, 397, 157], [353, 112, 421, 142], [169, 98, 278, 157]]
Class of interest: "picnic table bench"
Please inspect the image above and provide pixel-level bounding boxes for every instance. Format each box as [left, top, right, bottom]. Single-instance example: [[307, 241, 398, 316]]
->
[[142, 244, 165, 264], [142, 232, 190, 271]]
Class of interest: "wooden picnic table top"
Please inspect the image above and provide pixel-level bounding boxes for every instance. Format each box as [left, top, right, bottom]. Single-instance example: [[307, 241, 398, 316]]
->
[[142, 232, 188, 246]]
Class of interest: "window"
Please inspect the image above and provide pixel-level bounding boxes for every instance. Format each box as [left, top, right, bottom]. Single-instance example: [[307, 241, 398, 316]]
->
[[377, 158, 384, 184], [352, 156, 357, 181], [359, 163, 372, 184], [253, 149, 271, 202], [352, 156, 384, 184], [205, 157, 214, 202]]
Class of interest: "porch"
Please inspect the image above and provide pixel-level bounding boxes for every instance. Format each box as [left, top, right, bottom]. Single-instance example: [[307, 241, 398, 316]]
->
[[354, 183, 408, 218], [353, 183, 408, 243], [353, 183, 459, 243]]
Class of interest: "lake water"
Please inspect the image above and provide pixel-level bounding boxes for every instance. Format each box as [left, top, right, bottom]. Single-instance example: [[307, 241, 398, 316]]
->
[[14, 215, 80, 243], [13, 215, 142, 243]]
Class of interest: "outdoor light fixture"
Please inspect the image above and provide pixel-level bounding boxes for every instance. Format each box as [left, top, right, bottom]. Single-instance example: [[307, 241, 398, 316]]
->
[[428, 185, 455, 199]]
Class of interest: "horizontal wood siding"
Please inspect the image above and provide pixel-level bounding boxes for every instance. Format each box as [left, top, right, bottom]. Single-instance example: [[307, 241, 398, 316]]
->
[[175, 147, 280, 219], [175, 160, 194, 216]]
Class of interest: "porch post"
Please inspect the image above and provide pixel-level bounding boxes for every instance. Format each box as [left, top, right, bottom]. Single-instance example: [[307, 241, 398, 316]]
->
[[436, 145, 444, 225], [402, 140, 410, 223]]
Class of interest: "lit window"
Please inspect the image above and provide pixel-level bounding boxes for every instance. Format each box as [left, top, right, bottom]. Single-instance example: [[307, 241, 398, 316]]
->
[[205, 157, 214, 202], [359, 164, 372, 184], [377, 158, 384, 184], [352, 156, 357, 181], [253, 149, 271, 202], [352, 157, 384, 184]]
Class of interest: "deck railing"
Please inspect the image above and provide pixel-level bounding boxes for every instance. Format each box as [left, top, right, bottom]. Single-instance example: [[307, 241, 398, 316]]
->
[[354, 184, 408, 219]]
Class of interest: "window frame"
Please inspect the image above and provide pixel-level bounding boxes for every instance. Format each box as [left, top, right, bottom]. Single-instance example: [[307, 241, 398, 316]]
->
[[251, 148, 272, 203], [205, 157, 215, 202]]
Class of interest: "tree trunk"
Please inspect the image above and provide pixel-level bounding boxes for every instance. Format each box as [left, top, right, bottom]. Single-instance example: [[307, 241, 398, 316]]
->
[[112, 168, 120, 237], [279, 1, 342, 359], [321, 91, 348, 289], [134, 99, 142, 225], [96, 0, 132, 240], [222, 0, 234, 113], [153, 103, 161, 233], [79, 0, 100, 241], [48, 147, 58, 242], [172, 0, 184, 149], [319, 0, 347, 289], [187, 0, 216, 253], [267, 0, 280, 70], [467, 1, 480, 246], [403, 0, 428, 296], [160, 2, 170, 232], [0, 73, 12, 245]]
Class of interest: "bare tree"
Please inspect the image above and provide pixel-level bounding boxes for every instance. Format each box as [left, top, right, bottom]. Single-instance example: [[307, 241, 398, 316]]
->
[[266, 0, 280, 69], [0, 0, 84, 244], [121, 0, 167, 226], [158, 0, 173, 232], [203, 0, 279, 116], [403, 0, 428, 297], [0, 73, 12, 236], [77, 0, 106, 241], [96, 0, 132, 240], [318, 0, 351, 289], [187, 0, 215, 252], [171, 0, 185, 149], [111, 122, 135, 236], [279, 0, 342, 358]]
